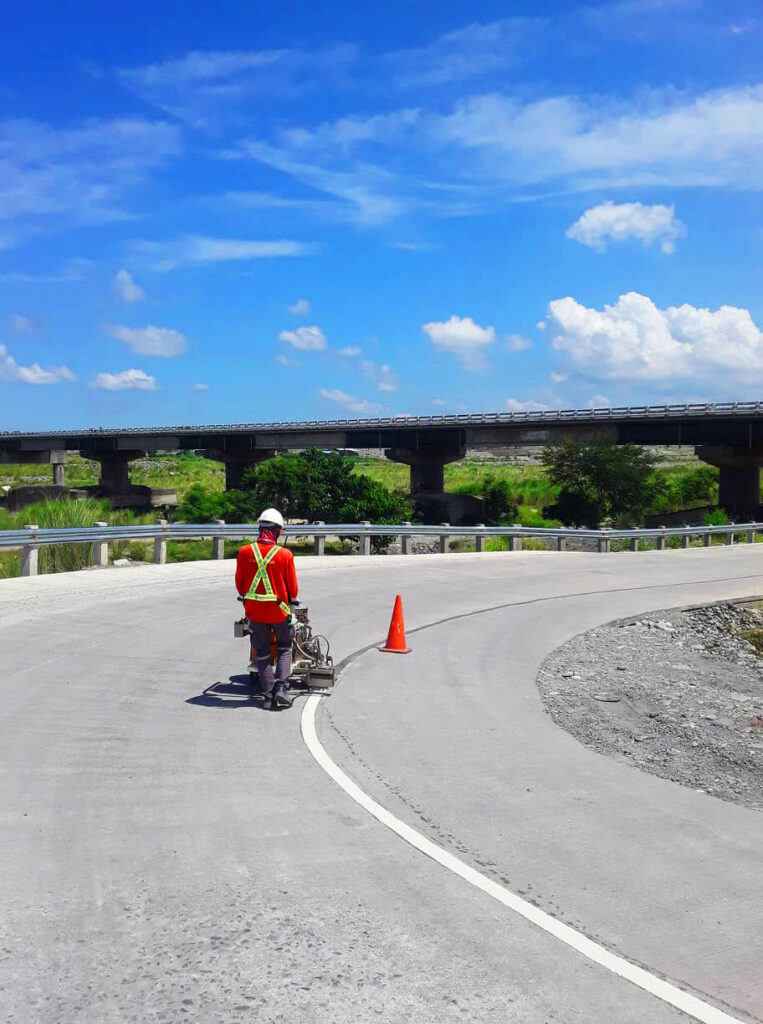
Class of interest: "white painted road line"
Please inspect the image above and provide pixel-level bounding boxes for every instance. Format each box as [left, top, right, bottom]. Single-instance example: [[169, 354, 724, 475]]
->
[[301, 693, 745, 1024]]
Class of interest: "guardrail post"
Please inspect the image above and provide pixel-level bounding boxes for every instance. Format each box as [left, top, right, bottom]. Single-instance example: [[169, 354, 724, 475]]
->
[[92, 521, 109, 567], [509, 525, 522, 552], [439, 523, 450, 554], [153, 519, 168, 564], [597, 528, 611, 554], [21, 524, 39, 577], [475, 524, 486, 553], [313, 522, 325, 557], [401, 521, 412, 555], [747, 528, 755, 544], [212, 519, 226, 559], [556, 531, 567, 552], [629, 536, 639, 552], [359, 521, 371, 556], [655, 526, 667, 551], [703, 531, 712, 547], [725, 526, 734, 546], [681, 533, 690, 549]]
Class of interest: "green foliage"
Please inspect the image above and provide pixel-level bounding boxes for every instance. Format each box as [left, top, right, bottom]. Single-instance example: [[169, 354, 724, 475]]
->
[[469, 474, 519, 524], [704, 508, 731, 526], [648, 465, 718, 515], [542, 439, 660, 527]]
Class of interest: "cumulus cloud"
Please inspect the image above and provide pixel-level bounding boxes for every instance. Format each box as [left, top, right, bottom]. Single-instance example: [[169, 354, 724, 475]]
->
[[549, 291, 763, 381], [114, 268, 146, 303], [287, 297, 310, 315], [339, 345, 362, 357], [506, 398, 550, 412], [587, 394, 612, 407], [318, 387, 382, 414], [10, 315, 34, 334], [566, 201, 685, 253], [279, 325, 327, 351], [505, 333, 532, 351], [537, 320, 547, 330], [0, 344, 75, 384], [422, 315, 495, 370], [107, 324, 187, 357], [90, 369, 158, 391], [192, 382, 209, 390]]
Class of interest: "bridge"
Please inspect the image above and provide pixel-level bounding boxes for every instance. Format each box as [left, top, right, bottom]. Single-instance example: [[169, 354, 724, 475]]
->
[[3, 400, 763, 517]]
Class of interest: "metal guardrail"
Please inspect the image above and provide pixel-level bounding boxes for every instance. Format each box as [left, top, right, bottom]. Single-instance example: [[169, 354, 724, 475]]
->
[[3, 520, 762, 577], [2, 401, 763, 440]]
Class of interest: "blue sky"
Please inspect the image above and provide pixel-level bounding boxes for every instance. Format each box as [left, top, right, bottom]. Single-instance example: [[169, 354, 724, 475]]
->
[[0, 0, 761, 428]]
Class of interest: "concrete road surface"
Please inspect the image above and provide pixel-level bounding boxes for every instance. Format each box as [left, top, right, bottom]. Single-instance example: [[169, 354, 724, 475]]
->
[[0, 548, 761, 1024]]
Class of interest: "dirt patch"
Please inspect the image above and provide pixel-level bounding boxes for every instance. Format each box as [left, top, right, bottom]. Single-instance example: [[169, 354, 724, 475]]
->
[[537, 602, 763, 811]]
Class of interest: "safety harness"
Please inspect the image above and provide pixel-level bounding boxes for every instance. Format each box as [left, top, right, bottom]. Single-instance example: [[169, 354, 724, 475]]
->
[[244, 542, 290, 618]]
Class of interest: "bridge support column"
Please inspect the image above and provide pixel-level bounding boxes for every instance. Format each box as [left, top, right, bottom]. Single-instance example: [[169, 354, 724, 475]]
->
[[81, 450, 146, 494], [385, 444, 482, 525], [51, 451, 66, 486], [695, 446, 763, 520], [204, 449, 276, 490]]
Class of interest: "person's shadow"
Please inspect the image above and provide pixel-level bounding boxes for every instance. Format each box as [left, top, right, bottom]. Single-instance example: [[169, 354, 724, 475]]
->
[[186, 674, 281, 712]]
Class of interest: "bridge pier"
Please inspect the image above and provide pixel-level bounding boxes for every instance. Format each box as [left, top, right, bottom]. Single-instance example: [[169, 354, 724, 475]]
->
[[695, 446, 763, 519], [204, 449, 276, 490], [385, 444, 482, 524]]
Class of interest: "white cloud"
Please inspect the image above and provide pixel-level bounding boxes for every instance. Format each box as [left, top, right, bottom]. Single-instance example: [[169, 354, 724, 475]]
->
[[287, 297, 310, 315], [339, 345, 362, 357], [117, 46, 358, 126], [276, 354, 299, 366], [549, 291, 763, 381], [192, 382, 209, 390], [422, 315, 494, 370], [0, 118, 181, 236], [90, 369, 158, 391], [318, 387, 382, 414], [135, 234, 315, 272], [0, 344, 75, 384], [550, 372, 567, 383], [114, 268, 146, 303], [10, 315, 34, 334], [362, 359, 399, 391], [431, 398, 446, 406], [385, 18, 545, 89], [505, 333, 532, 351], [566, 201, 685, 253], [506, 398, 550, 412], [392, 241, 437, 251], [587, 394, 612, 407], [537, 320, 547, 330], [279, 325, 327, 351], [107, 324, 187, 357]]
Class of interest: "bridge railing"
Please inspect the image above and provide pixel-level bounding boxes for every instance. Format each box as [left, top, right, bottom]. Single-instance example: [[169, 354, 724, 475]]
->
[[2, 520, 763, 577]]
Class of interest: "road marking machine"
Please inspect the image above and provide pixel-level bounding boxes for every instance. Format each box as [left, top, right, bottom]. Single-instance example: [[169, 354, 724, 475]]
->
[[235, 599, 335, 697]]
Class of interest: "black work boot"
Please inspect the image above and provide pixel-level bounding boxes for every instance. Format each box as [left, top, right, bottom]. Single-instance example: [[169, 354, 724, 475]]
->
[[272, 684, 292, 709]]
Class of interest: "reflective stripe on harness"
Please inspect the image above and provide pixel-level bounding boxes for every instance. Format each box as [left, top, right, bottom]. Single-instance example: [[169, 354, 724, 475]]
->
[[244, 543, 291, 617]]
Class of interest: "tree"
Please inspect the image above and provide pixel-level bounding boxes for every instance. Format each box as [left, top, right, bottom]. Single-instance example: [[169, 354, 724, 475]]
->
[[542, 439, 660, 527], [480, 475, 519, 524]]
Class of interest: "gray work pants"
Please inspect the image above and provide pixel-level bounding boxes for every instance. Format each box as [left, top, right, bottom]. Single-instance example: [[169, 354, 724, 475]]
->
[[249, 619, 294, 696]]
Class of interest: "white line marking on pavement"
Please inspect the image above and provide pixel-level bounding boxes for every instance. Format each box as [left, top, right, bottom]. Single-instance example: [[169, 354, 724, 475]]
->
[[301, 693, 745, 1024]]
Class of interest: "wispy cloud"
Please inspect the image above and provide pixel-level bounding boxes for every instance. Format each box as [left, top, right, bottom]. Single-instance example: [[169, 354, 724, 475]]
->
[[0, 118, 181, 238], [90, 369, 158, 391], [133, 234, 316, 271], [505, 333, 532, 351], [116, 46, 358, 126], [362, 359, 399, 392], [114, 268, 146, 303], [385, 18, 546, 89], [318, 387, 382, 414], [287, 297, 310, 315], [0, 344, 75, 384], [107, 324, 187, 357], [10, 315, 34, 335]]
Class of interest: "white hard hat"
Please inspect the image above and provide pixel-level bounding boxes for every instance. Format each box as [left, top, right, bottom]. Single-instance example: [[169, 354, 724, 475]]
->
[[258, 507, 284, 529]]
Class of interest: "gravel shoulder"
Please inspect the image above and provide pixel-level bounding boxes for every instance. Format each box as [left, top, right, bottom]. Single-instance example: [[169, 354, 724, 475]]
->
[[537, 602, 763, 811]]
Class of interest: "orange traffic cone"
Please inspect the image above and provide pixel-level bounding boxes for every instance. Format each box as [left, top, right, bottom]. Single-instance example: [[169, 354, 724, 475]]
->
[[379, 595, 411, 654]]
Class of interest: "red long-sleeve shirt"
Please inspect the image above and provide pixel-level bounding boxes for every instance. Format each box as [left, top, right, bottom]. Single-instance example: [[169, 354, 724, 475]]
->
[[235, 541, 299, 624]]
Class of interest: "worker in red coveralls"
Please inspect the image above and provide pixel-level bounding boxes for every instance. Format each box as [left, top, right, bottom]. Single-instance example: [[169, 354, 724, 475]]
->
[[235, 508, 299, 708]]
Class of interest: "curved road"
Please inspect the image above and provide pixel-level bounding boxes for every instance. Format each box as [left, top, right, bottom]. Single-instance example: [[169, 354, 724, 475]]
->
[[1, 548, 761, 1024]]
